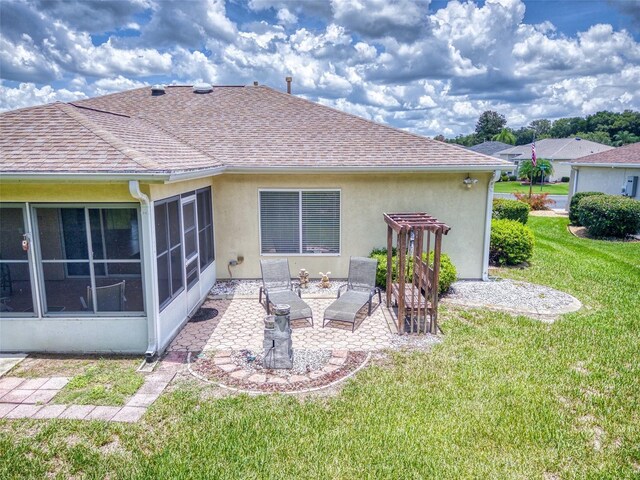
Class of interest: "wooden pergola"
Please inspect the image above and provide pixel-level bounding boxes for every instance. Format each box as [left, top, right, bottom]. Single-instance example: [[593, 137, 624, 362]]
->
[[384, 213, 451, 334]]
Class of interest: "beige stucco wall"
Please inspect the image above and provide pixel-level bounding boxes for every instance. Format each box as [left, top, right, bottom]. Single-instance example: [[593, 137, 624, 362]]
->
[[1, 172, 492, 282], [208, 172, 492, 280], [572, 166, 640, 200], [0, 182, 137, 202]]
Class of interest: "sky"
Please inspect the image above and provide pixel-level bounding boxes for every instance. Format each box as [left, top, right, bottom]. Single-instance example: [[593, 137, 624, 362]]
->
[[1, 0, 639, 137]]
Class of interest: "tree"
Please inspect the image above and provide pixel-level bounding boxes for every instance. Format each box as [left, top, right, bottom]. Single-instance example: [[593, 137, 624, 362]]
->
[[433, 134, 446, 142], [518, 158, 554, 184], [492, 128, 516, 145], [528, 119, 551, 136], [513, 127, 535, 145], [574, 131, 612, 145], [613, 130, 640, 146], [475, 111, 506, 141]]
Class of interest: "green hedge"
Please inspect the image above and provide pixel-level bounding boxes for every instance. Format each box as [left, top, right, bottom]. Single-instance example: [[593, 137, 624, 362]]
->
[[578, 195, 640, 238], [569, 191, 605, 225], [369, 248, 457, 295], [492, 198, 529, 224], [489, 219, 534, 265]]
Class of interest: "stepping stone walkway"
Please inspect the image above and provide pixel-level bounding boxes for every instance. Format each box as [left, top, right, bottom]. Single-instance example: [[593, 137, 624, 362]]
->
[[190, 349, 369, 393], [0, 367, 178, 423]]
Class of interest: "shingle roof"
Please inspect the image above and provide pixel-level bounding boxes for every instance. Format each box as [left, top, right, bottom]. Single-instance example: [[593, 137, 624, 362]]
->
[[1, 85, 510, 176], [497, 137, 614, 161], [570, 142, 640, 165], [467, 141, 512, 157]]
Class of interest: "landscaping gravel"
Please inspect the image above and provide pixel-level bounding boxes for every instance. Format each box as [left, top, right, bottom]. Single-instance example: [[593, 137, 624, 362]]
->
[[443, 279, 582, 318], [230, 348, 333, 377], [210, 279, 344, 297]]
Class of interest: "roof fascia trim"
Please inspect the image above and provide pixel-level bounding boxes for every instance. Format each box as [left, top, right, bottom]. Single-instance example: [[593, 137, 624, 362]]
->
[[224, 165, 507, 174], [570, 163, 640, 168]]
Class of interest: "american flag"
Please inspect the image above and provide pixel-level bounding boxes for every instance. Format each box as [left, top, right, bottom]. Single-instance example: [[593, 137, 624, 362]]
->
[[531, 141, 537, 167]]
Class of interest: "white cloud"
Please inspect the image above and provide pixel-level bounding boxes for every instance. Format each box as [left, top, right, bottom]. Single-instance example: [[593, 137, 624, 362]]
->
[[0, 81, 87, 111], [1, 0, 639, 137]]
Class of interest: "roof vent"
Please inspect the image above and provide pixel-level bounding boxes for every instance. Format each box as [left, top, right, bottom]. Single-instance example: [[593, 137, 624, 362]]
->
[[575, 137, 581, 141], [151, 84, 166, 96], [193, 82, 213, 94]]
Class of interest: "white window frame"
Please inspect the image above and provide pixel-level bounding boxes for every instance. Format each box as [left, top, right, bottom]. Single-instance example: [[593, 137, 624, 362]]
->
[[30, 203, 146, 318], [258, 189, 341, 257]]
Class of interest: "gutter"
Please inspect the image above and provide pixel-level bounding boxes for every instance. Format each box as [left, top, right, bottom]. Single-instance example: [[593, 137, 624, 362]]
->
[[224, 164, 510, 174], [482, 170, 501, 281], [568, 163, 640, 168], [0, 164, 512, 183], [128, 180, 160, 361]]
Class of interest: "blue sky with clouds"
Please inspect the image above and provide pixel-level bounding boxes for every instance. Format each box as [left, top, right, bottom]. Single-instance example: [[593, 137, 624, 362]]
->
[[1, 0, 639, 137]]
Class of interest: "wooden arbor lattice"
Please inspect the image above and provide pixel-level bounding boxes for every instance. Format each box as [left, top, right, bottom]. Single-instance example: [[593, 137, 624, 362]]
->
[[384, 213, 451, 334]]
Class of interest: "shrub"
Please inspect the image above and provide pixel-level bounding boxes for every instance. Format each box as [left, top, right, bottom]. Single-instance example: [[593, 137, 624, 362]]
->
[[508, 175, 517, 181], [578, 195, 640, 238], [513, 192, 555, 210], [369, 247, 457, 295], [561, 176, 570, 183], [569, 191, 605, 225], [490, 219, 534, 265], [500, 174, 509, 182], [492, 198, 529, 224], [433, 252, 457, 295]]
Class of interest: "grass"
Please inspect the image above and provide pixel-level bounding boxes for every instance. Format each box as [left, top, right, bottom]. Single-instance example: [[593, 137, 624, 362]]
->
[[494, 181, 569, 194], [52, 358, 144, 406], [1, 217, 639, 478]]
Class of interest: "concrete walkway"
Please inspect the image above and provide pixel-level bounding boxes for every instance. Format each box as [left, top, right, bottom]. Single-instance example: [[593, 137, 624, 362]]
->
[[0, 364, 178, 422]]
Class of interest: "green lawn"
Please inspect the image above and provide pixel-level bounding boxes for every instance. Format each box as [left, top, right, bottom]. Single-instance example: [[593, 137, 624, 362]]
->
[[494, 181, 569, 194], [1, 217, 639, 479], [54, 358, 144, 406]]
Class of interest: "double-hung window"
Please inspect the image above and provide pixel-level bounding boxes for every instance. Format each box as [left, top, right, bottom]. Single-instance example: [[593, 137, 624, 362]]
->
[[259, 190, 340, 255]]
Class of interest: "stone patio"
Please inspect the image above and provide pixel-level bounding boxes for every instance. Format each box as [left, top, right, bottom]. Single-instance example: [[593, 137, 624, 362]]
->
[[174, 296, 400, 353]]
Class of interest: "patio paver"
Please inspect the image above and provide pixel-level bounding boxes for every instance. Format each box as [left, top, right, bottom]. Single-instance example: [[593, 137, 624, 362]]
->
[[203, 297, 396, 353], [85, 406, 122, 421], [58, 405, 96, 420], [5, 404, 42, 419], [0, 403, 17, 418], [112, 406, 146, 423], [32, 404, 68, 420]]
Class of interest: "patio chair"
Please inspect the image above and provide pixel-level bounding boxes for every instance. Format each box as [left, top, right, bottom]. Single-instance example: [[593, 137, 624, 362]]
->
[[80, 281, 126, 311], [259, 259, 313, 326], [323, 257, 381, 332]]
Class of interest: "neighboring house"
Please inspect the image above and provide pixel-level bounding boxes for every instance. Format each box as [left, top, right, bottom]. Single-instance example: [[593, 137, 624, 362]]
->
[[569, 142, 640, 201], [467, 141, 515, 175], [496, 138, 614, 181], [0, 84, 510, 355]]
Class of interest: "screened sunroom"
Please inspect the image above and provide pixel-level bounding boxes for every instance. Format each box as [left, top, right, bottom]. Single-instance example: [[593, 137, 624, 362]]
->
[[0, 186, 216, 355]]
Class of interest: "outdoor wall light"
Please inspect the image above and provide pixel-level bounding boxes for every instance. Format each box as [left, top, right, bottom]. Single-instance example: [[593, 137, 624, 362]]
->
[[463, 175, 479, 189]]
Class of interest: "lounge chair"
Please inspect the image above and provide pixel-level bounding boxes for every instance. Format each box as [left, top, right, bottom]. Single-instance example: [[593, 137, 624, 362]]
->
[[259, 259, 313, 326], [323, 257, 381, 332]]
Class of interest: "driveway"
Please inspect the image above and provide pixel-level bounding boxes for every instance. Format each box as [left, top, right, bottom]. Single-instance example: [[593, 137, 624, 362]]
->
[[494, 192, 568, 210]]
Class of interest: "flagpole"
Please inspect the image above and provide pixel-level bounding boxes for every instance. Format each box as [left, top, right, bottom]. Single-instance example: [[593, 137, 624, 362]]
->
[[529, 133, 536, 198]]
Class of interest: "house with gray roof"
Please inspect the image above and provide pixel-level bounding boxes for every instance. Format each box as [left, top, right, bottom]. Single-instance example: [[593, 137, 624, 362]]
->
[[569, 142, 640, 201], [496, 137, 614, 181], [0, 83, 510, 355], [467, 141, 516, 175]]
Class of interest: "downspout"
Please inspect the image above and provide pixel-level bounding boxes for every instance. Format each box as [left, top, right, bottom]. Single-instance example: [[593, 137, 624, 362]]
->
[[129, 181, 159, 361], [482, 170, 501, 281]]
